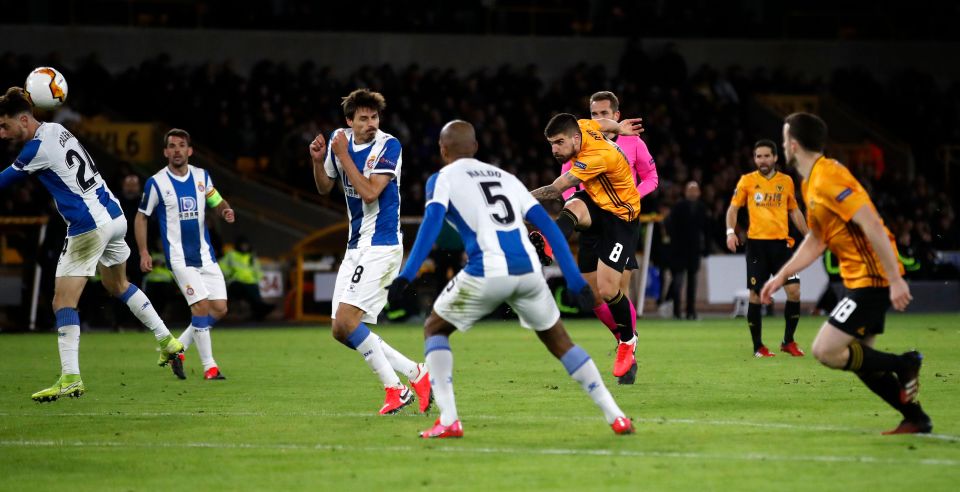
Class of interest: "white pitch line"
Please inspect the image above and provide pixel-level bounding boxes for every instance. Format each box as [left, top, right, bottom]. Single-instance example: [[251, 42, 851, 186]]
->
[[0, 439, 956, 467], [2, 411, 957, 442]]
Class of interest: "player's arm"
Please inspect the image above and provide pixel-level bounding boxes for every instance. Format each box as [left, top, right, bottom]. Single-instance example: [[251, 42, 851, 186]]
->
[[212, 196, 235, 223], [851, 205, 912, 311], [789, 208, 809, 236], [134, 211, 153, 273], [387, 172, 447, 305], [635, 156, 659, 198], [760, 232, 826, 304], [309, 133, 335, 195], [0, 165, 29, 189], [531, 172, 582, 202], [724, 203, 741, 252], [594, 117, 644, 136], [330, 132, 392, 204]]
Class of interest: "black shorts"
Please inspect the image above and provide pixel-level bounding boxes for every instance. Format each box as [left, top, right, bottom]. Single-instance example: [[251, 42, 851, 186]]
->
[[746, 238, 799, 294], [568, 190, 640, 273], [828, 287, 889, 338]]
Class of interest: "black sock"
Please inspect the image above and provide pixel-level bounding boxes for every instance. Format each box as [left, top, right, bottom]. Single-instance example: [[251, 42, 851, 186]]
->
[[856, 371, 927, 421], [606, 291, 634, 341], [844, 341, 905, 373], [783, 300, 800, 344], [556, 209, 578, 239], [748, 302, 762, 351]]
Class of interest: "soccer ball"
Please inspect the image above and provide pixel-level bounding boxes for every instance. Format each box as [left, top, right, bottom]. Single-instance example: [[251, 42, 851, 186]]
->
[[24, 67, 69, 110]]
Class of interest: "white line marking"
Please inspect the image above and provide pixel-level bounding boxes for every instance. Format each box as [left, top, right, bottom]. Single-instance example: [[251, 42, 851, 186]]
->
[[5, 409, 958, 446], [0, 439, 956, 466], [2, 411, 958, 441]]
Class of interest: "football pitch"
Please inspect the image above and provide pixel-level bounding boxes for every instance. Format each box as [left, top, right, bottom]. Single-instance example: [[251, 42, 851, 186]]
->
[[1, 314, 958, 491]]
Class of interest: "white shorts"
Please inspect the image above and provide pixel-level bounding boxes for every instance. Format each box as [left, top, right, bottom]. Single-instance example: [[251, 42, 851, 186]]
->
[[331, 245, 403, 324], [171, 263, 227, 306], [433, 271, 560, 332], [56, 216, 130, 277]]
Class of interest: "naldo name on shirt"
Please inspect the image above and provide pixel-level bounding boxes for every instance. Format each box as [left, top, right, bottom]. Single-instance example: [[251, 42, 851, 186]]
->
[[178, 196, 199, 220]]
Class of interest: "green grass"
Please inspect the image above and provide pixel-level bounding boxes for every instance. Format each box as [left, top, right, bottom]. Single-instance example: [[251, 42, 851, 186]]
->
[[1, 314, 958, 491]]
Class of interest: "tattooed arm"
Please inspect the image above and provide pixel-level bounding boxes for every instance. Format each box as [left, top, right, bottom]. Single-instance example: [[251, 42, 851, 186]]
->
[[531, 172, 583, 203]]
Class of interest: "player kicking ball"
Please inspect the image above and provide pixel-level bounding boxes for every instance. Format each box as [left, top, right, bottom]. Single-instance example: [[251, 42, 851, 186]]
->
[[388, 120, 634, 438], [0, 87, 184, 401], [136, 128, 233, 380]]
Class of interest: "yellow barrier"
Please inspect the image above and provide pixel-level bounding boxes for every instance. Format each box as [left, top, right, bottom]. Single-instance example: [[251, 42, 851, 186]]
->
[[75, 121, 157, 163]]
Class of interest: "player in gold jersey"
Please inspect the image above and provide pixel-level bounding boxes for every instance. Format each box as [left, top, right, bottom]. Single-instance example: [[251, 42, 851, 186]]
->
[[531, 113, 643, 380], [761, 113, 930, 435], [726, 140, 809, 358]]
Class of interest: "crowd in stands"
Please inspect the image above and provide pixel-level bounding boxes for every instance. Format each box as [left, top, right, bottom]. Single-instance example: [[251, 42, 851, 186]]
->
[[2, 43, 959, 283]]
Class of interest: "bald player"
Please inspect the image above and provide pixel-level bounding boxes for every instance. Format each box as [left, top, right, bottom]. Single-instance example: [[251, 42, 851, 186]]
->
[[389, 120, 635, 438]]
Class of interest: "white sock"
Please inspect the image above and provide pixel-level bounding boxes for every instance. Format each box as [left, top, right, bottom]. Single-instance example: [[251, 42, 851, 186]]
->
[[56, 308, 81, 375], [562, 346, 624, 424], [119, 285, 171, 341], [425, 335, 458, 426], [354, 329, 402, 388], [179, 326, 196, 351], [379, 338, 420, 379]]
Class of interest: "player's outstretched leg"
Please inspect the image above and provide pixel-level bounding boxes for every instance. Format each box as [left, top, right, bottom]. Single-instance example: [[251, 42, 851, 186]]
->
[[105, 271, 182, 362], [812, 325, 932, 434], [32, 307, 85, 402], [536, 322, 633, 435], [333, 304, 411, 415], [380, 339, 432, 413], [419, 313, 462, 438]]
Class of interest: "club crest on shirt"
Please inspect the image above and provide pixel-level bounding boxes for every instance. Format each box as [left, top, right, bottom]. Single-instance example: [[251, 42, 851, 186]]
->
[[197, 183, 206, 193], [186, 285, 195, 296], [366, 155, 377, 170]]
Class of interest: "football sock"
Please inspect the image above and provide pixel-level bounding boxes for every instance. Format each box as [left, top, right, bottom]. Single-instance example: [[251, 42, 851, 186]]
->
[[191, 316, 217, 371], [425, 335, 458, 426], [179, 325, 195, 351], [380, 337, 419, 379], [605, 291, 634, 342], [56, 308, 81, 375], [843, 340, 904, 373], [347, 323, 401, 388], [783, 300, 800, 344], [561, 345, 624, 424], [118, 284, 171, 341], [556, 209, 579, 239], [748, 302, 763, 351], [856, 370, 928, 421], [592, 303, 619, 338]]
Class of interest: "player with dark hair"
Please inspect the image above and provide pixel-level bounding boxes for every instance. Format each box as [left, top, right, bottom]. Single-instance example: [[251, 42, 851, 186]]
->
[[309, 88, 432, 415], [540, 91, 658, 383], [726, 139, 809, 357], [761, 112, 931, 435], [531, 112, 644, 381], [0, 87, 183, 401]]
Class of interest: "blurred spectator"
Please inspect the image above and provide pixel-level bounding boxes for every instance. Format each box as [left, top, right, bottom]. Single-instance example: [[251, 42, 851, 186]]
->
[[219, 236, 274, 321], [661, 181, 709, 319]]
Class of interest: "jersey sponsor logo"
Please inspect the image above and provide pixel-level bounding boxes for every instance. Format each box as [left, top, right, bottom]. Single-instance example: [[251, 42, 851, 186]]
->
[[753, 192, 763, 205], [178, 196, 199, 220], [378, 155, 396, 168], [836, 187, 853, 202], [343, 186, 360, 199]]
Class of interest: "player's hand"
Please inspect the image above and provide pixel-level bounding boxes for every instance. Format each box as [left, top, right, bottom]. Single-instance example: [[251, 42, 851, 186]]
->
[[575, 284, 597, 313], [759, 274, 784, 305], [725, 233, 739, 252], [140, 254, 153, 273], [889, 277, 913, 311], [387, 276, 411, 306], [222, 208, 235, 223], [618, 118, 644, 136], [308, 133, 327, 163], [331, 131, 349, 157]]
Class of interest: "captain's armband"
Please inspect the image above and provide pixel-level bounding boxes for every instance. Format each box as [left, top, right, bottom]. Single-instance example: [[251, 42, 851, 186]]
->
[[206, 188, 223, 208]]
